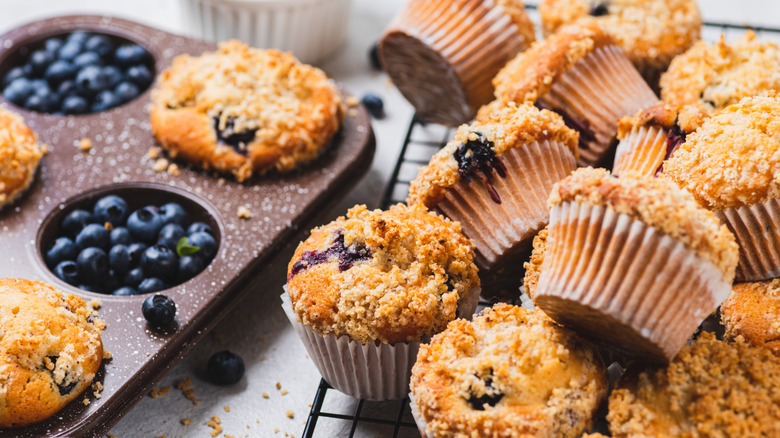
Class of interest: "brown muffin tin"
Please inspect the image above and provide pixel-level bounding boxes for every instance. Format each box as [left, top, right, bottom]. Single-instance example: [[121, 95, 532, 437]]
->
[[0, 15, 375, 438]]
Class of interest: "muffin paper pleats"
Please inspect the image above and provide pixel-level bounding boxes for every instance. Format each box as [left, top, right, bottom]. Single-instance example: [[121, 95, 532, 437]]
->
[[612, 124, 669, 177], [717, 198, 780, 281]]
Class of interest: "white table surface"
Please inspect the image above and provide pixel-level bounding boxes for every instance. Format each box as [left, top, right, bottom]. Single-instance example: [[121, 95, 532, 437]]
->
[[2, 1, 779, 437]]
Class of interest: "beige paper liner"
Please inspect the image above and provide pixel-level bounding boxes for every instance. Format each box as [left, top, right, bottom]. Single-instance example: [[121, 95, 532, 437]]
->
[[717, 198, 780, 281], [540, 45, 658, 167], [535, 201, 730, 362], [612, 124, 669, 177], [281, 286, 480, 400], [381, 0, 533, 125], [408, 393, 434, 438]]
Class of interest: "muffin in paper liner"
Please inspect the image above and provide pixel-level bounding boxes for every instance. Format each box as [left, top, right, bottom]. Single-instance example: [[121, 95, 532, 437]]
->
[[612, 124, 669, 177], [281, 287, 480, 400], [716, 198, 780, 281], [534, 201, 732, 362], [380, 0, 535, 126]]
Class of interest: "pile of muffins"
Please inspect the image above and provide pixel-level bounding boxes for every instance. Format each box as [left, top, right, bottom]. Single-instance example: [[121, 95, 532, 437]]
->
[[284, 0, 780, 436]]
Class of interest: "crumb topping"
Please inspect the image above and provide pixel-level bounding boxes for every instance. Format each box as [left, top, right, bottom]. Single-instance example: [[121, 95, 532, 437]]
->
[[616, 103, 677, 139], [549, 168, 738, 280], [287, 203, 480, 344], [0, 107, 44, 207], [522, 226, 548, 300], [407, 102, 578, 208], [411, 304, 607, 437], [721, 279, 780, 357]]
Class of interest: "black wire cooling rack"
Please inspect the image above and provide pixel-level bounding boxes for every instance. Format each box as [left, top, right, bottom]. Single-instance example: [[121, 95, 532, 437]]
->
[[302, 11, 780, 438]]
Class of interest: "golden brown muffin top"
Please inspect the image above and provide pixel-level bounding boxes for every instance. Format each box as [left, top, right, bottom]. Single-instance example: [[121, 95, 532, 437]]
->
[[608, 332, 780, 437], [522, 226, 547, 300], [663, 94, 780, 210], [407, 102, 578, 208], [0, 107, 44, 207], [286, 203, 480, 344], [539, 0, 701, 69], [660, 31, 780, 126], [497, 0, 537, 46], [721, 279, 780, 357], [549, 167, 738, 281], [616, 102, 678, 139], [493, 22, 614, 104], [411, 303, 607, 438]]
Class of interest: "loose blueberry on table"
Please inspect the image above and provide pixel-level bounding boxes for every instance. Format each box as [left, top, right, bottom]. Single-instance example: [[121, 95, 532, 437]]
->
[[45, 194, 217, 294], [141, 294, 177, 327], [207, 351, 245, 385], [1, 31, 154, 114]]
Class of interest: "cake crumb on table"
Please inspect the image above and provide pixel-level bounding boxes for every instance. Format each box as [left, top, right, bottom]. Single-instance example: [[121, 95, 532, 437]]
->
[[237, 206, 252, 219], [346, 96, 359, 107], [286, 410, 294, 419], [77, 138, 92, 151], [175, 377, 200, 405], [167, 163, 181, 176], [82, 398, 90, 406], [207, 416, 222, 437], [103, 350, 113, 360], [152, 158, 170, 172], [147, 147, 161, 159], [224, 405, 231, 412], [181, 418, 192, 425], [262, 392, 269, 399], [274, 428, 279, 433], [149, 386, 171, 398], [92, 381, 103, 399], [280, 390, 288, 396], [275, 382, 281, 390]]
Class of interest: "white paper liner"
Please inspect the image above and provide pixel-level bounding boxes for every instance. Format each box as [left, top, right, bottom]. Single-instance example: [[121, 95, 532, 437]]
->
[[535, 201, 730, 361], [540, 45, 658, 167], [612, 124, 669, 177], [408, 393, 433, 438], [717, 198, 780, 281], [281, 286, 480, 400]]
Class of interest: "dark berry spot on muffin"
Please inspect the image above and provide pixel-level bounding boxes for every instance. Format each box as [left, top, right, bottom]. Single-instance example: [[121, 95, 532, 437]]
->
[[535, 101, 596, 151], [465, 369, 504, 410], [213, 116, 257, 155], [589, 2, 609, 16], [655, 124, 686, 176], [288, 230, 371, 279], [454, 132, 507, 203], [45, 355, 79, 395]]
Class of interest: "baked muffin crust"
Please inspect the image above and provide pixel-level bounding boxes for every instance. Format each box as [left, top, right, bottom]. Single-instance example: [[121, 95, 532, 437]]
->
[[522, 226, 547, 300], [721, 279, 780, 356], [286, 203, 479, 344], [0, 107, 44, 208]]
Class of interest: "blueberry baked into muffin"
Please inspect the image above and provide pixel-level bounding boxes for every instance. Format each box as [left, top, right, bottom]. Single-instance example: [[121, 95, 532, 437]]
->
[[0, 278, 104, 428], [410, 303, 607, 437], [0, 106, 45, 209], [150, 40, 344, 182]]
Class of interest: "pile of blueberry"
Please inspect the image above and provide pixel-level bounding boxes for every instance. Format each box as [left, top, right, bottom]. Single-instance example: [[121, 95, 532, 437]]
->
[[45, 194, 218, 295], [2, 31, 154, 114]]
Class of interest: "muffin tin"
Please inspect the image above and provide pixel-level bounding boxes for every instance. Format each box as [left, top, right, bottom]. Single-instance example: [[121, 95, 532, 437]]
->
[[0, 15, 374, 438]]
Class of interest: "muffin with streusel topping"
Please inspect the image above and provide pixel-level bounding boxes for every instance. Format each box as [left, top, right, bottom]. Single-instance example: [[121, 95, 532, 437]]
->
[[283, 203, 480, 400], [492, 22, 657, 167], [410, 303, 607, 438], [150, 40, 343, 182], [611, 102, 685, 177], [608, 332, 780, 437], [535, 168, 738, 362], [522, 226, 547, 300], [539, 0, 701, 88], [721, 279, 780, 357], [0, 106, 44, 208], [408, 102, 578, 298], [664, 94, 780, 281]]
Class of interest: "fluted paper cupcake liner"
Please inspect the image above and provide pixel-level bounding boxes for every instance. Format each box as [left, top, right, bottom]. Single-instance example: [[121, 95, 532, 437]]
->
[[539, 45, 658, 167], [535, 201, 731, 362], [408, 393, 434, 438], [717, 198, 780, 281], [612, 124, 669, 177], [381, 0, 533, 125], [281, 286, 480, 400]]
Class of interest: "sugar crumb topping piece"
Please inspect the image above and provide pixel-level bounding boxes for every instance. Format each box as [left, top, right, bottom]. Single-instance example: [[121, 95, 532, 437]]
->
[[77, 138, 92, 152]]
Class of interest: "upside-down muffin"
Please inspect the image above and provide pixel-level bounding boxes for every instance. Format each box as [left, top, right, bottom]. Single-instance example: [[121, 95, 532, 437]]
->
[[0, 106, 44, 208]]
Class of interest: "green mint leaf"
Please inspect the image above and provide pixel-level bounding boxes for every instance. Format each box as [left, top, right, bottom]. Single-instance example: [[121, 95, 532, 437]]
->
[[176, 236, 200, 257]]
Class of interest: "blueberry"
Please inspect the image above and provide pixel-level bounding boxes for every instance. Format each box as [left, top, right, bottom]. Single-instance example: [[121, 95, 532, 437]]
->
[[61, 95, 89, 115], [2, 66, 25, 88], [115, 44, 150, 68], [159, 202, 188, 227], [112, 286, 138, 296], [93, 195, 128, 225], [157, 223, 185, 251], [102, 65, 123, 88], [78, 283, 101, 293], [61, 209, 94, 237], [57, 41, 83, 62], [44, 60, 77, 86], [91, 89, 119, 112], [188, 231, 217, 261], [127, 206, 163, 242], [75, 65, 108, 97], [57, 80, 78, 98], [590, 3, 609, 16], [29, 50, 55, 76], [67, 31, 90, 45], [141, 245, 178, 281], [84, 35, 113, 59], [127, 242, 147, 266], [45, 38, 64, 56], [123, 267, 144, 287], [142, 294, 176, 327], [126, 65, 153, 88], [114, 81, 139, 104], [108, 244, 131, 275], [54, 260, 80, 285], [46, 236, 78, 267], [75, 223, 109, 249], [24, 94, 53, 113], [100, 273, 121, 294], [207, 351, 245, 385], [361, 93, 384, 118], [187, 222, 212, 235], [369, 42, 381, 70], [72, 51, 103, 69], [76, 247, 108, 283], [3, 78, 34, 105], [178, 255, 204, 282], [110, 227, 132, 246]]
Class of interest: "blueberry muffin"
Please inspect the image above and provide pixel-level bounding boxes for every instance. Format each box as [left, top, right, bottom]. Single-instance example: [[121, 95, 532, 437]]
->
[[536, 168, 738, 362], [407, 102, 578, 297], [492, 22, 657, 167], [380, 0, 535, 126], [608, 332, 780, 437], [522, 226, 547, 300], [150, 40, 344, 182], [410, 303, 607, 437], [0, 278, 104, 428], [664, 95, 780, 281], [0, 106, 44, 208], [539, 0, 701, 87], [721, 279, 780, 357], [612, 102, 685, 177]]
